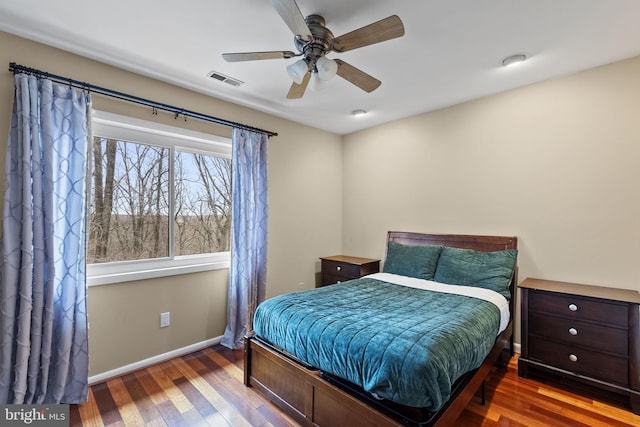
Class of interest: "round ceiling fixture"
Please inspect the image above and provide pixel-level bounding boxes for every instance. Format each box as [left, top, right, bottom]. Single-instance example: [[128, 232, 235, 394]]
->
[[501, 53, 527, 67], [351, 109, 367, 117]]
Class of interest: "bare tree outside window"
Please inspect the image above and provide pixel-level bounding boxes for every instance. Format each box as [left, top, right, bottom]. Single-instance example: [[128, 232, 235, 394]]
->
[[88, 137, 231, 264], [174, 151, 231, 255]]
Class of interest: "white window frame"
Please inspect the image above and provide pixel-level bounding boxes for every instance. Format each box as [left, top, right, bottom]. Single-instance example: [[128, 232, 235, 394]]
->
[[87, 110, 231, 286]]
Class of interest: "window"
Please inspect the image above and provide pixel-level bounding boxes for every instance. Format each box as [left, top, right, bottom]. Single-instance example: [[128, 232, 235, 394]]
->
[[87, 111, 231, 285]]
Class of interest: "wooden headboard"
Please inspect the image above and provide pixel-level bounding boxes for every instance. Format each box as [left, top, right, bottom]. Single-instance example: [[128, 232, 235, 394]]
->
[[387, 231, 517, 253]]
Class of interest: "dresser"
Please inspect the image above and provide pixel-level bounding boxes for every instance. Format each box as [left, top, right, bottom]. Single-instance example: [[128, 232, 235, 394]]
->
[[319, 255, 380, 287], [518, 278, 640, 414]]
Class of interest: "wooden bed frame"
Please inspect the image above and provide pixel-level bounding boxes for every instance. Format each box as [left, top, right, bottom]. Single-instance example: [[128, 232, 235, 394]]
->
[[244, 231, 518, 426]]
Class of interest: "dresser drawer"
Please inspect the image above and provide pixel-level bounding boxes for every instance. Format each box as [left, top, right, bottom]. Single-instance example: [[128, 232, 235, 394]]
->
[[528, 290, 628, 327], [529, 312, 628, 356], [519, 278, 640, 412], [528, 336, 628, 385]]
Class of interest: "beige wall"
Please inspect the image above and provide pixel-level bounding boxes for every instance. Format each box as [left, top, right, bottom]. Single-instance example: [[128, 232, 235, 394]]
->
[[342, 56, 640, 341], [0, 31, 343, 376], [3, 28, 639, 375]]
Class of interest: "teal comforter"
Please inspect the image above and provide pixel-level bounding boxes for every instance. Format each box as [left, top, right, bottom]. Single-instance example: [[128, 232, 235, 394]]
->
[[253, 276, 503, 411]]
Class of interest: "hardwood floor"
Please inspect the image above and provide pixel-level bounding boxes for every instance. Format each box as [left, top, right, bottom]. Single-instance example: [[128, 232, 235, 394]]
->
[[70, 346, 640, 426]]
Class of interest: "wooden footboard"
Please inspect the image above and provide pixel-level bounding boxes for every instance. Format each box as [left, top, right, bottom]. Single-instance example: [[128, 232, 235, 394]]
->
[[245, 322, 513, 427], [244, 334, 405, 427]]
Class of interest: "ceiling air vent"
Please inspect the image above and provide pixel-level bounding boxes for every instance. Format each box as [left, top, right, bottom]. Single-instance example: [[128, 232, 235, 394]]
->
[[207, 70, 244, 87]]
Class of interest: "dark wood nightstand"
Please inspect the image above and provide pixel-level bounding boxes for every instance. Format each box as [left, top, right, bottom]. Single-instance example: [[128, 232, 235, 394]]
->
[[319, 255, 380, 287], [518, 278, 640, 414]]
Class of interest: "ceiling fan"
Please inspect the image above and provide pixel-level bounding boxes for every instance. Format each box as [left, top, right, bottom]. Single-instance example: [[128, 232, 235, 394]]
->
[[222, 0, 405, 99]]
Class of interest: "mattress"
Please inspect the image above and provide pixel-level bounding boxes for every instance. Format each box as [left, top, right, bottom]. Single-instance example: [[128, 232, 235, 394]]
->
[[253, 272, 509, 411]]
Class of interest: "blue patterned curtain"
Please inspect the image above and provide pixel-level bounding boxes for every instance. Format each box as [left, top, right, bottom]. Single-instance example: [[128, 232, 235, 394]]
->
[[221, 128, 268, 350], [0, 74, 90, 403]]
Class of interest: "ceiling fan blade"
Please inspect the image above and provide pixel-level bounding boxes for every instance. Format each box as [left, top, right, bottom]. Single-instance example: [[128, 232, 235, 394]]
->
[[287, 72, 310, 99], [334, 60, 381, 93], [222, 51, 297, 62], [268, 0, 312, 39], [332, 15, 405, 53]]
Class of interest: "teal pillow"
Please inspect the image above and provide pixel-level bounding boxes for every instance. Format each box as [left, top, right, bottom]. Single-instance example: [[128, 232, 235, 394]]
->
[[433, 247, 517, 299], [383, 242, 443, 280]]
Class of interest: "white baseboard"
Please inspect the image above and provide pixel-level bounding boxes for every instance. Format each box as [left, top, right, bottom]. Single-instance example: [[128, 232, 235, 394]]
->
[[88, 336, 223, 385]]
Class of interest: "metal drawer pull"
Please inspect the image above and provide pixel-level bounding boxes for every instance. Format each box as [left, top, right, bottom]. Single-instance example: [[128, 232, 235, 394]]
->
[[568, 327, 578, 336], [336, 266, 341, 271], [568, 303, 578, 312], [568, 354, 578, 362]]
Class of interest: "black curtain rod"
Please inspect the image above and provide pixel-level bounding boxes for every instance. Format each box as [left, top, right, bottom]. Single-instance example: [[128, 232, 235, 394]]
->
[[9, 62, 278, 138]]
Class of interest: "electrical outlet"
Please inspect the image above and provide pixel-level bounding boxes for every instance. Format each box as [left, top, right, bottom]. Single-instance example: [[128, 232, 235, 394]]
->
[[160, 312, 170, 328]]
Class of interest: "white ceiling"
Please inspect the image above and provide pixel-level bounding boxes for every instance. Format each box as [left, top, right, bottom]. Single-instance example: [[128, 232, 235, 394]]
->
[[1, 0, 640, 135]]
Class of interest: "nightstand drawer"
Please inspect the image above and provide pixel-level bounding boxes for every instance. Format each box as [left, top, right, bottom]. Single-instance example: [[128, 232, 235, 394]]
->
[[529, 337, 628, 385], [529, 312, 628, 356], [321, 259, 361, 278], [528, 290, 628, 327], [319, 255, 380, 287], [322, 273, 352, 285]]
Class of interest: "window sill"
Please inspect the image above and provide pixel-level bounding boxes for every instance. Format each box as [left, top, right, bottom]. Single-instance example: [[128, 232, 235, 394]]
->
[[87, 254, 230, 286]]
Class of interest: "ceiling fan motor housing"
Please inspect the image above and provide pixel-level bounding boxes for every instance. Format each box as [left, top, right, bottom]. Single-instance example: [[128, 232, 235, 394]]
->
[[294, 15, 334, 71]]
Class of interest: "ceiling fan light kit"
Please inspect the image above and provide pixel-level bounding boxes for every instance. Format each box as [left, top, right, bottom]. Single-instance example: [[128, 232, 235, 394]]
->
[[222, 0, 405, 99], [315, 56, 338, 81], [287, 58, 308, 84], [310, 72, 326, 91]]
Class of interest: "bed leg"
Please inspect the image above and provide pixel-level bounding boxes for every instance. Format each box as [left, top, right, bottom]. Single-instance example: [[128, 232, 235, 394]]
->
[[510, 333, 515, 357], [244, 334, 252, 386], [481, 380, 486, 406]]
